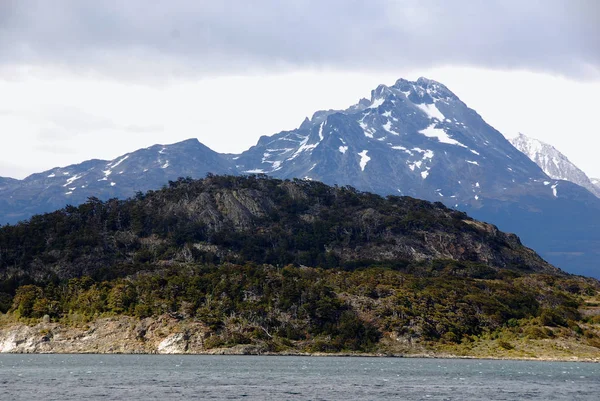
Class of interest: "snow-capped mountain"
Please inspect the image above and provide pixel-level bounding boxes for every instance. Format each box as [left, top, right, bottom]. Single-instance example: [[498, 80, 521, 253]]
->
[[509, 133, 600, 198], [1, 77, 600, 277], [0, 139, 235, 223], [236, 78, 565, 206]]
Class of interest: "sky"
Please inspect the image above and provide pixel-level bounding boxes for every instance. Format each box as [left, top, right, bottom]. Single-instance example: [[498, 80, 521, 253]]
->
[[0, 0, 599, 179]]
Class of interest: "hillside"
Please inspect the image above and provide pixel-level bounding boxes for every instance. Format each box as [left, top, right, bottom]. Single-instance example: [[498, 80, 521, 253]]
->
[[1, 175, 600, 358], [0, 175, 556, 285]]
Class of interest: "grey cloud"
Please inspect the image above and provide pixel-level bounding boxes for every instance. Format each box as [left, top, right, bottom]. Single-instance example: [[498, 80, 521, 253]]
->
[[0, 0, 598, 79]]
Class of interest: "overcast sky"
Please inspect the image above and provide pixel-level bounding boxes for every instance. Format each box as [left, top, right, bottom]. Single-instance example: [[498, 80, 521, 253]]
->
[[1, 0, 599, 179]]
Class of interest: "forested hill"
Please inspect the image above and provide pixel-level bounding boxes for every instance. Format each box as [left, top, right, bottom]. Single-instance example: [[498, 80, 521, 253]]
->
[[0, 174, 557, 287], [3, 175, 600, 357]]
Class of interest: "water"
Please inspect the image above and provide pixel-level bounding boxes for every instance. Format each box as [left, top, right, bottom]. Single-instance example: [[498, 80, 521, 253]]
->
[[0, 355, 598, 400]]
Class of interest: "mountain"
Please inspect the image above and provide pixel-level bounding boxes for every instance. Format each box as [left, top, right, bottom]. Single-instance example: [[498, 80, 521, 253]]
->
[[0, 139, 235, 223], [236, 77, 550, 203], [1, 175, 599, 357], [509, 133, 600, 198], [1, 77, 600, 277], [235, 78, 600, 277]]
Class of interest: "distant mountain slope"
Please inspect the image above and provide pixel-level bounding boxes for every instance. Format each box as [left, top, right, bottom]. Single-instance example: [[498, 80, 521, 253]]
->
[[510, 133, 600, 198], [0, 139, 236, 223]]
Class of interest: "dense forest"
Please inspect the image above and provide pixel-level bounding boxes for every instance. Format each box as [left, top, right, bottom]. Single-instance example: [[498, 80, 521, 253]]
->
[[0, 175, 598, 354]]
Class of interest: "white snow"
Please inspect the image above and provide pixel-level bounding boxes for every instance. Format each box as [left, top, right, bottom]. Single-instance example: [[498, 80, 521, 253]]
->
[[551, 183, 558, 197], [65, 191, 73, 195], [62, 172, 70, 176], [382, 121, 401, 136], [419, 124, 467, 148], [63, 174, 82, 187], [359, 121, 375, 138], [420, 149, 434, 160], [244, 169, 266, 174], [466, 160, 479, 166], [474, 195, 479, 200], [288, 135, 318, 160], [416, 103, 445, 120], [382, 110, 392, 118], [158, 147, 167, 154], [421, 170, 430, 179], [544, 181, 551, 186], [475, 182, 480, 188], [110, 182, 116, 187], [318, 122, 325, 141], [161, 161, 170, 169], [470, 150, 480, 155], [358, 150, 370, 171], [110, 155, 129, 169], [339, 146, 348, 154], [47, 173, 56, 178], [369, 98, 385, 109], [391, 145, 412, 154]]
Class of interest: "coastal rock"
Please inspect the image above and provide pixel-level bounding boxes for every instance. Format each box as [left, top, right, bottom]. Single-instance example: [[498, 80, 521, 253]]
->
[[0, 315, 209, 354], [157, 333, 189, 354]]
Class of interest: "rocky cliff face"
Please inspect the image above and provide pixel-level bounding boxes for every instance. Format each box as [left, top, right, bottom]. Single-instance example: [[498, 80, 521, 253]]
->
[[0, 315, 205, 354]]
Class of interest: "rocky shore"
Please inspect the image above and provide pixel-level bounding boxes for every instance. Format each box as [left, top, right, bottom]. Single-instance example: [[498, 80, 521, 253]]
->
[[1, 315, 599, 363]]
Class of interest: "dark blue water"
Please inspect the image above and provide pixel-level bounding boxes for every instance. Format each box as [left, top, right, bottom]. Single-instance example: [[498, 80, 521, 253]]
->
[[0, 355, 598, 400]]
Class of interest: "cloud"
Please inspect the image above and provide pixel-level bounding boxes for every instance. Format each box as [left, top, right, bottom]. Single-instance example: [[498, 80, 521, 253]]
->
[[0, 0, 598, 80]]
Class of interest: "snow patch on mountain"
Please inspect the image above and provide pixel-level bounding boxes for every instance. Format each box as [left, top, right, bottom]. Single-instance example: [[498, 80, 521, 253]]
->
[[416, 103, 445, 121], [419, 124, 467, 148], [358, 150, 370, 171], [369, 98, 385, 109]]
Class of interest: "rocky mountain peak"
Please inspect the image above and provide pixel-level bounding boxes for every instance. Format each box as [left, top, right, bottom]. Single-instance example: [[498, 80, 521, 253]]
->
[[509, 133, 600, 198]]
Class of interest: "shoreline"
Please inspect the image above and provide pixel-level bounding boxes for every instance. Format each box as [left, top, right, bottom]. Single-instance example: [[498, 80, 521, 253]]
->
[[2, 315, 599, 363], [2, 349, 599, 364]]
